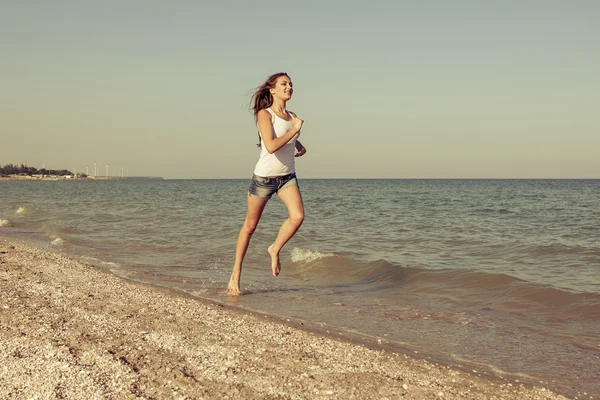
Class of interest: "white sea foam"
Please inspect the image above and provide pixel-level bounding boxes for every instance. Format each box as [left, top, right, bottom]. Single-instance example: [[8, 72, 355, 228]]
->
[[0, 219, 12, 227], [51, 238, 64, 246], [290, 247, 334, 263], [102, 261, 118, 267], [78, 255, 120, 269], [16, 207, 26, 215]]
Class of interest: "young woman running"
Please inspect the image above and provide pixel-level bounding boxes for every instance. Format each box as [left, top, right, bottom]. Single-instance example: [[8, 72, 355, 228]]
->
[[228, 72, 307, 295]]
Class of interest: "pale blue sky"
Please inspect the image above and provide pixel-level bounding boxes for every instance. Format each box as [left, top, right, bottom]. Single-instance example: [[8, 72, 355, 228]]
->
[[2, 1, 599, 178]]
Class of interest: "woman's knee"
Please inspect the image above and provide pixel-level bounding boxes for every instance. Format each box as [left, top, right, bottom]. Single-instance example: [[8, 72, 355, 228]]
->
[[290, 211, 304, 226]]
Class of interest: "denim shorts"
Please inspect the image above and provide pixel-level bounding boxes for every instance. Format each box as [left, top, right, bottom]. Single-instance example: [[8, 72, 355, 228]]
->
[[248, 173, 298, 200]]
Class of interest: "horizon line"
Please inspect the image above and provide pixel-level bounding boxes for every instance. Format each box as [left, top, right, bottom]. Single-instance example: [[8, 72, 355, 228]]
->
[[158, 177, 600, 180]]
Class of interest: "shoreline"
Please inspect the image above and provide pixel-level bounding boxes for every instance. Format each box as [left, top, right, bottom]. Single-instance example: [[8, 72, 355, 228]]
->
[[0, 238, 572, 399], [0, 176, 126, 181]]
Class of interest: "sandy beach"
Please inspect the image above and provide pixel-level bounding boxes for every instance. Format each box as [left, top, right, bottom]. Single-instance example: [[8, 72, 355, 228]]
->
[[0, 238, 572, 399]]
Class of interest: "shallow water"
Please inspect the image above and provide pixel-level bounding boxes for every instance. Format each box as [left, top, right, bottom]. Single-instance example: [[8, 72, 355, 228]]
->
[[1, 178, 599, 396]]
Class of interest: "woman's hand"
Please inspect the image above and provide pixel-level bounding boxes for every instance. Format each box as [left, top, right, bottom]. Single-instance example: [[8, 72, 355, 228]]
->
[[295, 141, 307, 157], [291, 114, 304, 133]]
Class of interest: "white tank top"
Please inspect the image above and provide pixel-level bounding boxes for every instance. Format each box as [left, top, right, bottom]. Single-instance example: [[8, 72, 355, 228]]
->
[[253, 108, 299, 177]]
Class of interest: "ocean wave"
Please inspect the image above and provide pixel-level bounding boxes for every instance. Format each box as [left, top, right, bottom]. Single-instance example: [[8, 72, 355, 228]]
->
[[288, 251, 600, 321], [290, 247, 335, 263], [41, 222, 77, 243], [290, 250, 413, 286], [526, 243, 595, 256], [13, 205, 41, 218]]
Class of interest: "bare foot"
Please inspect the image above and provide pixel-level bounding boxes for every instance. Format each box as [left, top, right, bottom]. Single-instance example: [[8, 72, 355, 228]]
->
[[268, 244, 281, 277], [227, 278, 241, 295]]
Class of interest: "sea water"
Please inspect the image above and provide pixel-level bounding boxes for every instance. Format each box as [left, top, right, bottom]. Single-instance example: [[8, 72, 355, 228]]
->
[[1, 179, 599, 396]]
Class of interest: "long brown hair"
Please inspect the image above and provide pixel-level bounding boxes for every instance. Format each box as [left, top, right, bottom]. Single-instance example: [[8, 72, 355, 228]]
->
[[250, 72, 290, 147]]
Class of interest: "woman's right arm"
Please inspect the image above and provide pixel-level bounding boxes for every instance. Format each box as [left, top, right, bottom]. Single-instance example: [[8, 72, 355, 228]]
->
[[257, 109, 303, 154]]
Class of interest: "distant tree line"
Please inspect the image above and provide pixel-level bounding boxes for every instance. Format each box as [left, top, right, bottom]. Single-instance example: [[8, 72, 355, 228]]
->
[[0, 163, 74, 177]]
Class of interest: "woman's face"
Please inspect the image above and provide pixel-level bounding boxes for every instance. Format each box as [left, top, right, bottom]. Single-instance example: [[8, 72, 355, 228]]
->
[[271, 75, 293, 101]]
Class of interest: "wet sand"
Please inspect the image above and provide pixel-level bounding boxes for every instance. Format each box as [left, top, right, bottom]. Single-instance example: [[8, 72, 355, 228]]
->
[[0, 238, 571, 399]]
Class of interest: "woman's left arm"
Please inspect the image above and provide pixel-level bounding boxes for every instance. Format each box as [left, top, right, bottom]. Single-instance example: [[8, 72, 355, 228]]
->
[[295, 140, 307, 157], [288, 111, 307, 157]]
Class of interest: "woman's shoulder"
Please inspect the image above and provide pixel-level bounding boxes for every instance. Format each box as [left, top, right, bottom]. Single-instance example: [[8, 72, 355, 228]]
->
[[257, 108, 275, 124]]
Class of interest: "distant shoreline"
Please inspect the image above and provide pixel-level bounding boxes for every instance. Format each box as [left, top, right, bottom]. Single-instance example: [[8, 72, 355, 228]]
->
[[0, 175, 127, 181]]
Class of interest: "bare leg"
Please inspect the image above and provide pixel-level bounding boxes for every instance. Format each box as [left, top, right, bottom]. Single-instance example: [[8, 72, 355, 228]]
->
[[228, 195, 268, 295], [269, 185, 304, 277]]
